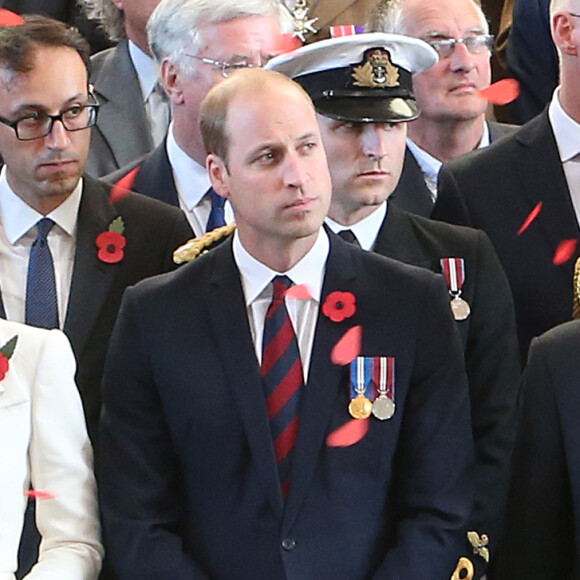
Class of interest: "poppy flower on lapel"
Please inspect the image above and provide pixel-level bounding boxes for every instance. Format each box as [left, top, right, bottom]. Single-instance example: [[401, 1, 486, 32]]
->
[[322, 291, 356, 322], [0, 335, 18, 383], [96, 217, 126, 264]]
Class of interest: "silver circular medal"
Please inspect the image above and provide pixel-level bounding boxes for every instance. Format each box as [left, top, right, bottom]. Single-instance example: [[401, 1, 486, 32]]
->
[[372, 397, 395, 420], [450, 297, 471, 321]]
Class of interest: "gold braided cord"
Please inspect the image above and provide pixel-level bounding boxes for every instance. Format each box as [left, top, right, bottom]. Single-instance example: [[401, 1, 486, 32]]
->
[[451, 557, 474, 580], [574, 257, 580, 319], [173, 223, 237, 264]]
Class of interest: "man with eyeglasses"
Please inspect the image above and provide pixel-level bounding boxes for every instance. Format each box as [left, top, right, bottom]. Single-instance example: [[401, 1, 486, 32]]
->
[[432, 0, 580, 363], [105, 0, 293, 237], [0, 14, 193, 580], [369, 0, 517, 217]]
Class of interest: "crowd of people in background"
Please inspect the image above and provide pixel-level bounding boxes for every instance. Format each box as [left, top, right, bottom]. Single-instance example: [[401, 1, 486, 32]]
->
[[0, 0, 577, 579]]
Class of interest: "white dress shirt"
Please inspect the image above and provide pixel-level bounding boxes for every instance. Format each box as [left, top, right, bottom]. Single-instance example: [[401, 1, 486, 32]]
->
[[166, 125, 234, 236], [233, 228, 329, 380], [548, 88, 580, 227], [325, 202, 388, 251], [0, 167, 80, 328], [128, 41, 169, 146], [407, 121, 491, 201]]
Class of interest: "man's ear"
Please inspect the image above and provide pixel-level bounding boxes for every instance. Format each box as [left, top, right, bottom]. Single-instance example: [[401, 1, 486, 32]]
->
[[207, 154, 230, 199], [553, 13, 578, 56], [161, 59, 184, 105]]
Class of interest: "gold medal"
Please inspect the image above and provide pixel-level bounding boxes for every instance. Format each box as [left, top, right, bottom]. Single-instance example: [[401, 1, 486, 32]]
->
[[450, 296, 471, 320], [349, 394, 373, 419]]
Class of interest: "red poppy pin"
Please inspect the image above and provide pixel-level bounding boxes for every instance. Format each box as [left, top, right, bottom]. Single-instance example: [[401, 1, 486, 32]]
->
[[96, 217, 126, 264], [322, 291, 356, 322], [0, 335, 18, 383]]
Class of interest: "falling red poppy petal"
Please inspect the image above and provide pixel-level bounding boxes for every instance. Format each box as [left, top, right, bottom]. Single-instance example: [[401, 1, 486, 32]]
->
[[273, 33, 302, 54], [0, 354, 8, 381], [25, 490, 55, 500], [553, 239, 578, 265], [0, 10, 25, 26], [517, 202, 543, 235], [479, 78, 520, 105], [110, 166, 140, 204], [285, 284, 313, 300], [331, 325, 362, 365], [327, 418, 370, 447]]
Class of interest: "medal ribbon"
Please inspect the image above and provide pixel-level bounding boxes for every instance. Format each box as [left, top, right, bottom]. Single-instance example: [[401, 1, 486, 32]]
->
[[350, 357, 373, 399], [373, 357, 395, 400], [330, 25, 365, 37], [440, 258, 465, 294]]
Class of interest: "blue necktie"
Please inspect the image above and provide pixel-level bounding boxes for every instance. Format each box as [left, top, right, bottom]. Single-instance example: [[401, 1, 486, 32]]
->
[[261, 275, 305, 499], [206, 188, 226, 232], [25, 218, 59, 329]]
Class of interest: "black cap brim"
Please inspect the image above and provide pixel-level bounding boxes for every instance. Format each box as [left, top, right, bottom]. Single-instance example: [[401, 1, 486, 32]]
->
[[313, 95, 420, 123]]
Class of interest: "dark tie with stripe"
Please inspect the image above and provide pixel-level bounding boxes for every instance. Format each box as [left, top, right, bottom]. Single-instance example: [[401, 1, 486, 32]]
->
[[261, 275, 305, 499], [25, 217, 58, 329], [338, 229, 361, 248], [206, 188, 226, 232]]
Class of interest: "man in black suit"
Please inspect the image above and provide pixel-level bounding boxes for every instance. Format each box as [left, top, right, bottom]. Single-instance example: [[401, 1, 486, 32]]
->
[[268, 33, 520, 579], [497, 319, 580, 578], [432, 0, 580, 361], [105, 0, 292, 236], [369, 0, 517, 217], [99, 66, 473, 579], [0, 15, 192, 443]]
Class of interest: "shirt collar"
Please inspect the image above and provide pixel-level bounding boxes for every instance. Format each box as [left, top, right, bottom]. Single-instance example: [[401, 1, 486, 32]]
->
[[233, 227, 329, 306], [166, 123, 212, 209], [548, 87, 580, 162], [128, 40, 158, 101], [407, 119, 491, 180], [325, 202, 387, 251], [0, 165, 82, 243]]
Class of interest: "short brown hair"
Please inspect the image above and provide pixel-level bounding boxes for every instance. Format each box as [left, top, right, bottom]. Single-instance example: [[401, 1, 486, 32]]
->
[[200, 68, 313, 166], [0, 15, 90, 77]]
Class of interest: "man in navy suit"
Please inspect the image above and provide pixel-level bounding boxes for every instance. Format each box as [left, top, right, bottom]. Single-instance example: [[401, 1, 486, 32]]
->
[[105, 0, 292, 236], [498, 319, 580, 578], [268, 32, 520, 578], [99, 67, 473, 579], [433, 0, 580, 360], [369, 0, 517, 217]]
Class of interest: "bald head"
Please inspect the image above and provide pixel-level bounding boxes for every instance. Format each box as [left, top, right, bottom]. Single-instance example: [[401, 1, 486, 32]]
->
[[200, 68, 315, 164]]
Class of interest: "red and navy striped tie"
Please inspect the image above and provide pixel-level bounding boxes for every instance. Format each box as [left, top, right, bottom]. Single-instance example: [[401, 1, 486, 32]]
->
[[261, 275, 305, 499]]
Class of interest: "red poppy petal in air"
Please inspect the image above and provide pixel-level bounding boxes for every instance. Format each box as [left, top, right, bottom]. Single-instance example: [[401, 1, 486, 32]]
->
[[331, 325, 362, 365], [517, 202, 543, 235], [327, 418, 369, 447], [285, 284, 314, 300], [553, 239, 578, 265], [25, 490, 55, 500], [273, 33, 302, 54], [110, 166, 141, 204], [479, 78, 520, 105], [0, 10, 25, 26]]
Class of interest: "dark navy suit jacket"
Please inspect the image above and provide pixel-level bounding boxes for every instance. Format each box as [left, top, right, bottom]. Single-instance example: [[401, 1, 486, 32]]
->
[[99, 233, 473, 580]]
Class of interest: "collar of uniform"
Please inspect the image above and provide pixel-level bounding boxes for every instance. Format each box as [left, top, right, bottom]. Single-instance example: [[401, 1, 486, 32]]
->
[[233, 227, 329, 307], [548, 87, 580, 162], [166, 123, 212, 210], [325, 201, 387, 251], [0, 166, 81, 244], [128, 39, 158, 102]]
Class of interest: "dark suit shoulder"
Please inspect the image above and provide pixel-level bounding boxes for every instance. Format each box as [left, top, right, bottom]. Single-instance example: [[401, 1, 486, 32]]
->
[[531, 319, 580, 360], [103, 155, 148, 186]]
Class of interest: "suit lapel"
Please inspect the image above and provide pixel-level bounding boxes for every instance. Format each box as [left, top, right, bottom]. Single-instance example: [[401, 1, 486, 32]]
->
[[93, 40, 153, 168], [64, 177, 119, 359], [206, 241, 284, 518], [282, 235, 358, 534], [514, 113, 580, 279], [133, 140, 179, 206], [373, 205, 434, 269], [390, 148, 434, 218]]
